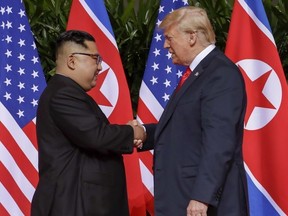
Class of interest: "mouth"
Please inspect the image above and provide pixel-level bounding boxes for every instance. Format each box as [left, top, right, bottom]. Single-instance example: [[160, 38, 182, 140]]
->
[[94, 72, 99, 81]]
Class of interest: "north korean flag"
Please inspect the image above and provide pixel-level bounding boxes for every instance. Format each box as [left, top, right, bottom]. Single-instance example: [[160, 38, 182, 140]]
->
[[66, 0, 146, 215], [225, 0, 288, 215]]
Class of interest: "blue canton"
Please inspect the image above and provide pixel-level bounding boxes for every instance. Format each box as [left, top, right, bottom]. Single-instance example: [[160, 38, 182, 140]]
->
[[143, 0, 188, 108], [0, 0, 46, 128]]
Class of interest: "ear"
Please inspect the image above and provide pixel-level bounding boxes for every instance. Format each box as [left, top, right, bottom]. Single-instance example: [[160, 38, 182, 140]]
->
[[189, 32, 197, 46], [67, 55, 76, 70]]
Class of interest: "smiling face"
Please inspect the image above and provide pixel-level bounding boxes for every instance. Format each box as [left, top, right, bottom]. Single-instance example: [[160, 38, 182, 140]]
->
[[163, 25, 193, 66], [55, 30, 103, 92], [68, 41, 102, 91], [160, 6, 216, 67]]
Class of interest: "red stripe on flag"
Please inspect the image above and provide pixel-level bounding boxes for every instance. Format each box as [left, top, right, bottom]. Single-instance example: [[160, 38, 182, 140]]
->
[[0, 203, 10, 216], [142, 184, 155, 216], [137, 98, 158, 123], [22, 121, 38, 150], [123, 149, 146, 215], [0, 122, 38, 187], [139, 152, 153, 174], [0, 162, 31, 216], [137, 98, 156, 215]]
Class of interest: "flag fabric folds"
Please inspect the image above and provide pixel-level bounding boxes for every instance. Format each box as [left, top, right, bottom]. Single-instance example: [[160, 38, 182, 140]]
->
[[136, 0, 188, 215], [66, 0, 146, 215], [225, 0, 288, 215], [0, 0, 46, 215]]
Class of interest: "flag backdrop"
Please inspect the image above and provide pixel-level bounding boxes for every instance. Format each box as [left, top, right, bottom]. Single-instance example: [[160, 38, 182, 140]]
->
[[136, 0, 188, 215], [66, 0, 146, 215], [0, 0, 46, 215], [225, 0, 288, 215]]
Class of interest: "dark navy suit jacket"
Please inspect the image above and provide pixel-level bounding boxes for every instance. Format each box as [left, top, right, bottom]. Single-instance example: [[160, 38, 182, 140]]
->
[[142, 48, 249, 216]]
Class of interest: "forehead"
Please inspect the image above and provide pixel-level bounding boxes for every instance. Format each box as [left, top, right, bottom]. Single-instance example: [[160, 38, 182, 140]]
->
[[85, 40, 98, 52], [164, 24, 181, 36]]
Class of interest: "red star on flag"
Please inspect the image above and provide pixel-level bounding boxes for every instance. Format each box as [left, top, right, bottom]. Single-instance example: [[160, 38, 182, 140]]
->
[[89, 68, 112, 107], [239, 65, 276, 125]]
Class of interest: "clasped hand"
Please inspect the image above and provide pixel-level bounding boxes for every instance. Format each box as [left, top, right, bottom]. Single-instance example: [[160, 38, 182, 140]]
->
[[127, 120, 146, 149]]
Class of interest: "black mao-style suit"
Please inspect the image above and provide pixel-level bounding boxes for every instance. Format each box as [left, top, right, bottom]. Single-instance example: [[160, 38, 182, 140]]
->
[[143, 48, 249, 215], [31, 74, 134, 216]]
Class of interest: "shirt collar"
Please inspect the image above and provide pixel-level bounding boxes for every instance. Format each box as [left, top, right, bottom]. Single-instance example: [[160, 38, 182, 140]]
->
[[189, 44, 216, 71]]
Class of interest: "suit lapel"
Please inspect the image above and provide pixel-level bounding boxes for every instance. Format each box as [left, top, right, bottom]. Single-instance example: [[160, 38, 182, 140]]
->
[[155, 47, 220, 139], [155, 66, 203, 139]]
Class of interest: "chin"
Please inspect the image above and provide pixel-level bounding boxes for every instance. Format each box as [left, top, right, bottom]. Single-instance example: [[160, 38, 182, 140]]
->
[[92, 81, 97, 88], [172, 60, 180, 65]]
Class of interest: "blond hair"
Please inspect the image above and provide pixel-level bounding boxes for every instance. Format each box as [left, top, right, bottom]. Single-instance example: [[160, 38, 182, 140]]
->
[[159, 6, 216, 45]]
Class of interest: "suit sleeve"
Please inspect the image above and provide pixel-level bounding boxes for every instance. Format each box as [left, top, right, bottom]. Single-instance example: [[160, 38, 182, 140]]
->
[[138, 123, 157, 151], [49, 86, 134, 155], [191, 62, 246, 206]]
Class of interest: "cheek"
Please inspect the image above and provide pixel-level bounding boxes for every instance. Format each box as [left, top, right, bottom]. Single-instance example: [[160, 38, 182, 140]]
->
[[88, 71, 97, 82], [85, 63, 97, 76], [174, 44, 188, 58], [80, 68, 95, 82]]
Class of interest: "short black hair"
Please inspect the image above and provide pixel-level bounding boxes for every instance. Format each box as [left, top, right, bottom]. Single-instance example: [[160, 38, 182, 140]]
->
[[56, 30, 95, 57]]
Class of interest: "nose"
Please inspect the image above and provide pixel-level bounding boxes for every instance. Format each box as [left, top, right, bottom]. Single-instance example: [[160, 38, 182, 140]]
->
[[97, 62, 102, 71], [163, 40, 170, 49]]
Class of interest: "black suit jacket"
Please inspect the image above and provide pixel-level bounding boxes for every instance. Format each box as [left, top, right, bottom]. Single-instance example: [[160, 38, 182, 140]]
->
[[142, 48, 249, 215], [31, 75, 134, 216]]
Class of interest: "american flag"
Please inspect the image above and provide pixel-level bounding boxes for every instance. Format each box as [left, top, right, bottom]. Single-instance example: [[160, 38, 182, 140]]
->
[[0, 0, 46, 215], [136, 0, 188, 215], [225, 0, 288, 215]]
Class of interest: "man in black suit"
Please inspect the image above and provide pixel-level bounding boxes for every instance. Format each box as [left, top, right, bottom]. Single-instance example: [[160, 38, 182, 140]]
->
[[137, 6, 249, 216], [31, 30, 145, 216]]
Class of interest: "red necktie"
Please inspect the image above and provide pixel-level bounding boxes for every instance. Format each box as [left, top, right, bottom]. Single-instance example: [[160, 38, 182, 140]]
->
[[176, 67, 192, 92]]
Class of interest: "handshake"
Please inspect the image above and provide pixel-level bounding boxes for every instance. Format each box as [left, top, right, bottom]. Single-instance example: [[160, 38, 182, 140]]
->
[[127, 120, 146, 149]]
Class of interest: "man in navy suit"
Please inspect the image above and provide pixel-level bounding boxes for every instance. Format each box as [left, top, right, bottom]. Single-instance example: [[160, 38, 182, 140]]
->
[[137, 6, 249, 216], [31, 30, 145, 216]]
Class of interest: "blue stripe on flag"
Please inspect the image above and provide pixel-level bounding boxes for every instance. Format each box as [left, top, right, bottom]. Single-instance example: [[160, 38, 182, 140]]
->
[[246, 173, 280, 216], [84, 0, 114, 37], [244, 0, 272, 33]]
